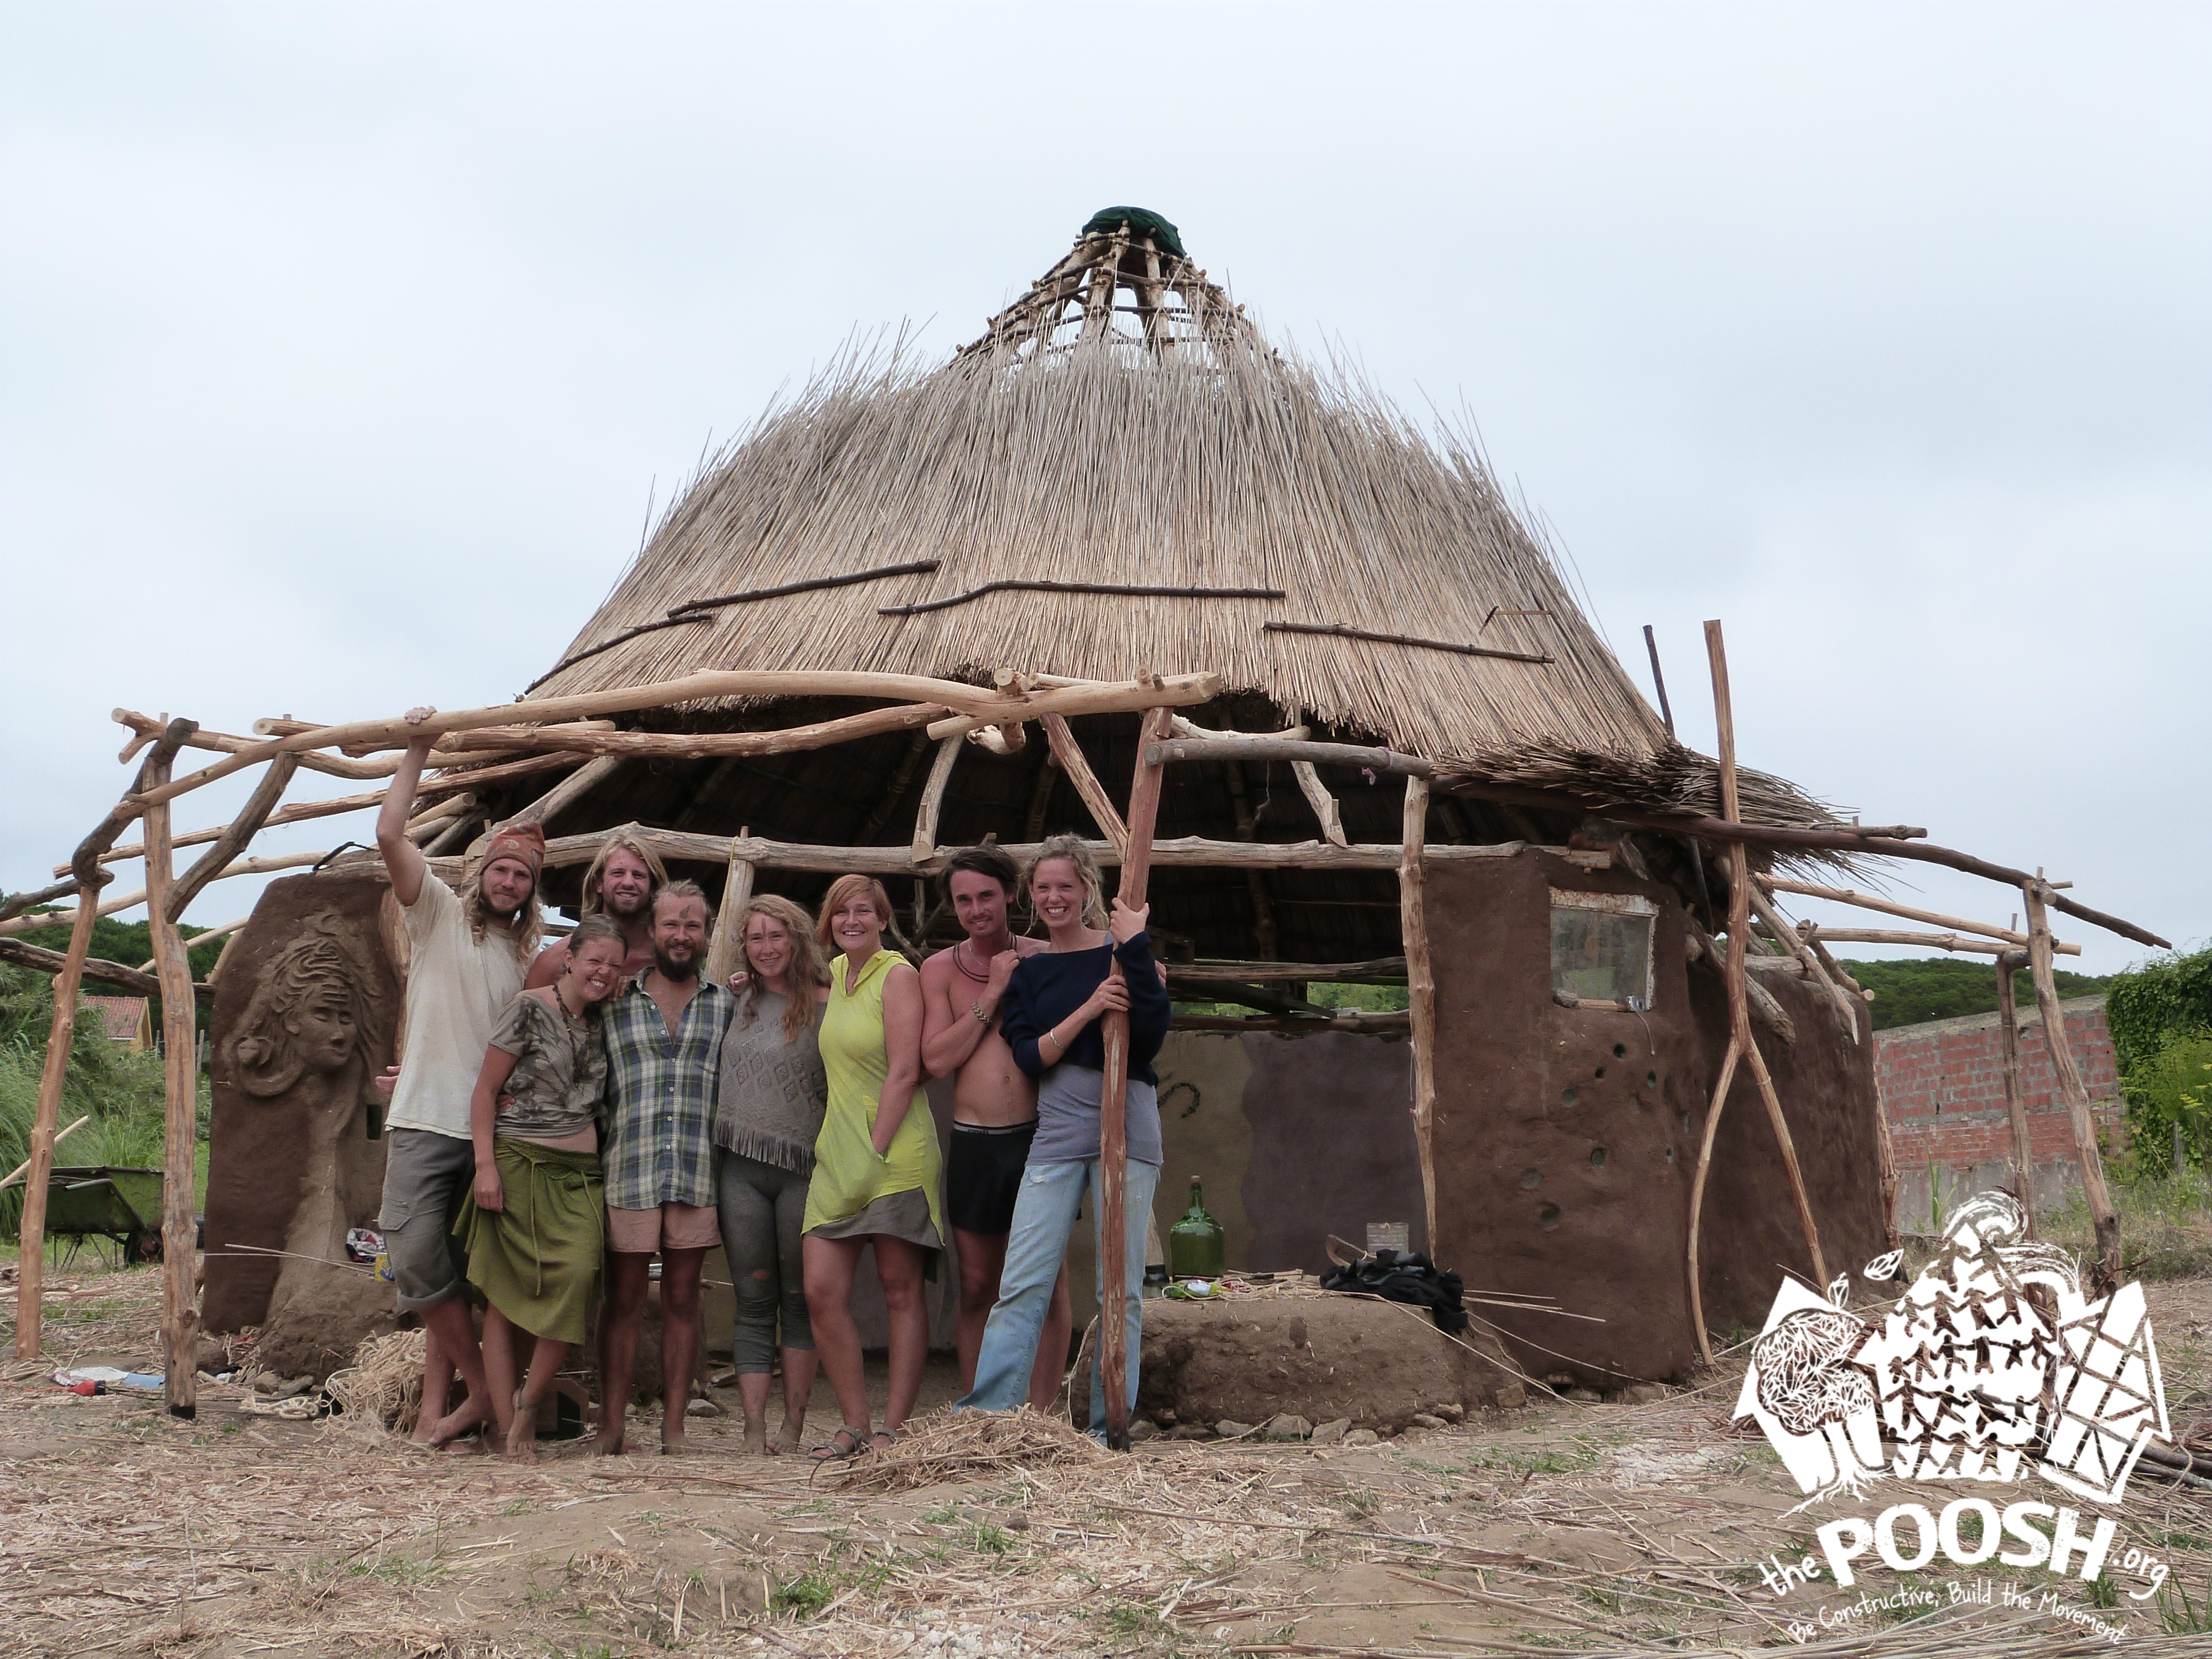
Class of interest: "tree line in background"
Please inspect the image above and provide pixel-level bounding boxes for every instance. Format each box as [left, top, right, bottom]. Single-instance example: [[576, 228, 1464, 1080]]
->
[[2105, 945, 2212, 1176], [1839, 957, 2113, 1031]]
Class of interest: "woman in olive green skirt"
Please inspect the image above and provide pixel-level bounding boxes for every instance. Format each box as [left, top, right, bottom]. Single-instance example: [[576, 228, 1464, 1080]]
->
[[454, 915, 626, 1459]]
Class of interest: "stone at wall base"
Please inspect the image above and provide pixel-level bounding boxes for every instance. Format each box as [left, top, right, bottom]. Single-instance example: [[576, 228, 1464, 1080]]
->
[[1343, 1428, 1381, 1446], [1311, 1418, 1351, 1445]]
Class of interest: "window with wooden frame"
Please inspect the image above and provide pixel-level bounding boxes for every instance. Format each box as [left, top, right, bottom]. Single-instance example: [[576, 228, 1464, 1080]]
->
[[1548, 889, 1656, 1008]]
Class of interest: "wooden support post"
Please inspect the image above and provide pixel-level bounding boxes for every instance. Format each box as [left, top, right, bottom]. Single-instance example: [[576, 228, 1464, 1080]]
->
[[1292, 760, 1348, 847], [139, 750, 202, 1418], [2024, 879, 2119, 1286], [1039, 714, 1128, 853], [1097, 706, 1174, 1452], [1399, 775, 1438, 1254], [1687, 622, 1827, 1366], [1994, 948, 2037, 1239], [910, 736, 962, 862], [15, 718, 196, 1359], [705, 832, 757, 988]]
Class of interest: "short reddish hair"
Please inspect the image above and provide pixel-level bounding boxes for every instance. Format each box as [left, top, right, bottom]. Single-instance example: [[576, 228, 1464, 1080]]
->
[[817, 874, 894, 953]]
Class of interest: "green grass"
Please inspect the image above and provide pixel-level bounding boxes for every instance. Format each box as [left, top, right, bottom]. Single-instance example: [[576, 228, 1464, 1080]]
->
[[2048, 1168, 2212, 1280]]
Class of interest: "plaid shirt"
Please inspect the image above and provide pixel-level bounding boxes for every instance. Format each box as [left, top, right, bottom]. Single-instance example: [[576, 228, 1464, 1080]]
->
[[599, 972, 735, 1212]]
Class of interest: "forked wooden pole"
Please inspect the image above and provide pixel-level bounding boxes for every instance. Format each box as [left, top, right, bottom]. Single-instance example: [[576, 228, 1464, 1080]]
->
[[1687, 622, 1828, 1364], [1399, 776, 1438, 1253], [15, 718, 196, 1360], [703, 831, 757, 988], [1685, 1036, 1743, 1366], [1994, 949, 2037, 1239], [1096, 706, 1174, 1452], [139, 750, 202, 1418], [2023, 879, 2119, 1286]]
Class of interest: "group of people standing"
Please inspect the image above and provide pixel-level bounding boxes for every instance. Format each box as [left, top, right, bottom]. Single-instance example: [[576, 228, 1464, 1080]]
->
[[372, 711, 1170, 1460]]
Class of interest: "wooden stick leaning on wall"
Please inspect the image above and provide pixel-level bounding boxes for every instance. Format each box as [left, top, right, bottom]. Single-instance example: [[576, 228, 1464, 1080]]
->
[[1993, 949, 2037, 1240], [1096, 705, 1175, 1454], [1685, 622, 1827, 1369], [1744, 886, 1862, 1040], [910, 737, 964, 862], [1039, 714, 1129, 855], [1399, 775, 1438, 1254], [703, 831, 756, 989], [137, 746, 203, 1418], [15, 717, 196, 1361], [2024, 878, 2120, 1287]]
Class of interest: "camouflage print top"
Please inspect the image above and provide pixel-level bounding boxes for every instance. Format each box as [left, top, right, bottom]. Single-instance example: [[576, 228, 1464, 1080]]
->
[[486, 990, 608, 1141]]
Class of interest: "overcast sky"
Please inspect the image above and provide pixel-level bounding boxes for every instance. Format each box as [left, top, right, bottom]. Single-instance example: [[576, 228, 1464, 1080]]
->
[[3, 3, 2204, 974]]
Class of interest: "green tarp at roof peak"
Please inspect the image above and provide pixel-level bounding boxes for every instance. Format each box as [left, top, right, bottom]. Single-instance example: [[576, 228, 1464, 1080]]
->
[[1081, 206, 1186, 260]]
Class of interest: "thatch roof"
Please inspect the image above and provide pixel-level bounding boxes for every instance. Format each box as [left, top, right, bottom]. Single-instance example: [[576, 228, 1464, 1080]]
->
[[527, 219, 1831, 833]]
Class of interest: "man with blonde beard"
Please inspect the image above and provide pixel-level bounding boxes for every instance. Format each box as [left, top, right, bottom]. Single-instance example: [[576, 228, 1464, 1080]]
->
[[375, 708, 545, 1447], [528, 834, 666, 988]]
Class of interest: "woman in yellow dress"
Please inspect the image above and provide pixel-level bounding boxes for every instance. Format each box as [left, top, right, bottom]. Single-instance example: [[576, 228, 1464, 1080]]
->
[[801, 874, 943, 1458]]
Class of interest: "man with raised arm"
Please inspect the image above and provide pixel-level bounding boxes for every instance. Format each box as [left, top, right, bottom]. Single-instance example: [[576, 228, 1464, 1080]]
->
[[375, 707, 546, 1446], [920, 845, 1072, 1407], [596, 880, 734, 1454], [526, 833, 667, 989]]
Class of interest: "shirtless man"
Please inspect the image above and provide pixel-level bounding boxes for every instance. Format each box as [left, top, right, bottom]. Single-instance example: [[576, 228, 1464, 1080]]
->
[[920, 845, 1072, 1408], [526, 834, 666, 989]]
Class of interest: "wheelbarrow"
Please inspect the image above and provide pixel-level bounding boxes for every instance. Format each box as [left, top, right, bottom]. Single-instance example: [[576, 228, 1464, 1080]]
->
[[41, 1166, 166, 1267]]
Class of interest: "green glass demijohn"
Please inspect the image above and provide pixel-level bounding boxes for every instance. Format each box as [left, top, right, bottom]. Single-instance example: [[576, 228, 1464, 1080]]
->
[[1167, 1176, 1226, 1279]]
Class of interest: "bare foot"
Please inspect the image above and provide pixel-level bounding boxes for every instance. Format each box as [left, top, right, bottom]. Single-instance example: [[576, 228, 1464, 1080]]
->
[[423, 1392, 493, 1447], [659, 1429, 686, 1456], [743, 1415, 768, 1456], [506, 1397, 540, 1463], [771, 1412, 807, 1455]]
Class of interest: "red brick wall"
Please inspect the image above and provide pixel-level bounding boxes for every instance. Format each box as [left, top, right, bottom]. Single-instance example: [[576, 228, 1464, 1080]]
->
[[1877, 997, 2121, 1207]]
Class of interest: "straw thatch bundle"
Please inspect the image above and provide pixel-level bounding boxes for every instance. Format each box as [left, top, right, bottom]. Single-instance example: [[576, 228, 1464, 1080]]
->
[[528, 222, 1824, 830], [825, 1407, 1114, 1494], [322, 1328, 428, 1437]]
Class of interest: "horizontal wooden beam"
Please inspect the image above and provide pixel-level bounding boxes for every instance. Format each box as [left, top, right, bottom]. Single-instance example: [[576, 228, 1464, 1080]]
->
[[0, 938, 213, 1002], [922, 672, 1220, 740], [1773, 925, 2081, 958], [1146, 736, 2166, 950], [510, 824, 1538, 878], [114, 709, 521, 781], [1170, 957, 1407, 983], [0, 849, 333, 937], [1759, 876, 2027, 945]]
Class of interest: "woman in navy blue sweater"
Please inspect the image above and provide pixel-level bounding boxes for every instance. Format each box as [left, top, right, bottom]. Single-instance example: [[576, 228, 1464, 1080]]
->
[[954, 834, 1170, 1433]]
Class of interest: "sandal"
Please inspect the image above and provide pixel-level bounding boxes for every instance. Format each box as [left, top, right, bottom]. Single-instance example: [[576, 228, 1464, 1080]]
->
[[808, 1425, 869, 1462], [865, 1428, 902, 1454]]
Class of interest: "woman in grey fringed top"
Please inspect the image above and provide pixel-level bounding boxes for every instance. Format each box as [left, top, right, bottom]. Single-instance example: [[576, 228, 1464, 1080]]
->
[[714, 894, 831, 1453]]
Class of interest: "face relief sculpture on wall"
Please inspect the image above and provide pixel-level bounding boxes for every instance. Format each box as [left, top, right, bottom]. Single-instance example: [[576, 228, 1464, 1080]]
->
[[220, 918, 388, 1292]]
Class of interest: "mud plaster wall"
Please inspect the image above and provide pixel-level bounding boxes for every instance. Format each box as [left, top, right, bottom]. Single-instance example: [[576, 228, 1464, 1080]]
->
[[204, 869, 400, 1335], [1690, 966, 1890, 1334], [1424, 852, 1706, 1386]]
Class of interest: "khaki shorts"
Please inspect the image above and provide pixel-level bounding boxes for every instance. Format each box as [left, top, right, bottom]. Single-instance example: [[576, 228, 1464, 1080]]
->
[[606, 1201, 719, 1255]]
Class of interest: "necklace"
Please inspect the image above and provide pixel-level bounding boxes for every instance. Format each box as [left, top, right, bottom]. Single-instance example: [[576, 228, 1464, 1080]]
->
[[953, 937, 1005, 984]]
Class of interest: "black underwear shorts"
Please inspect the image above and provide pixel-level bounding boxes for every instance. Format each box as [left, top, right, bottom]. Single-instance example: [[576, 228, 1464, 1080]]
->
[[946, 1120, 1038, 1236]]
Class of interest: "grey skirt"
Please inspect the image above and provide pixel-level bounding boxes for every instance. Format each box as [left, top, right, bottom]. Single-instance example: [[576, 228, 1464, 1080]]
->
[[805, 1185, 942, 1280]]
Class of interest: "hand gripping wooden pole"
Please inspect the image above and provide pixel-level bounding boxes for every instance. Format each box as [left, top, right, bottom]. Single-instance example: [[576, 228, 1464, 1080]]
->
[[1097, 706, 1175, 1451], [1685, 623, 1827, 1367], [15, 718, 196, 1360], [140, 749, 204, 1418]]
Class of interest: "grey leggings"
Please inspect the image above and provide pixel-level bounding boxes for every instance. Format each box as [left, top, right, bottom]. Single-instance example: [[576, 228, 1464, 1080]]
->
[[715, 1147, 813, 1372]]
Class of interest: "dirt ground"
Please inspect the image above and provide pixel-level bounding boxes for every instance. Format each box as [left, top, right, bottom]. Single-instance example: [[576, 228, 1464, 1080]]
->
[[4, 1266, 2211, 1658]]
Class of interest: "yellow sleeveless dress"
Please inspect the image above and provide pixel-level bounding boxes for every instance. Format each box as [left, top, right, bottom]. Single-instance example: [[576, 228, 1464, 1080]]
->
[[802, 949, 945, 1254]]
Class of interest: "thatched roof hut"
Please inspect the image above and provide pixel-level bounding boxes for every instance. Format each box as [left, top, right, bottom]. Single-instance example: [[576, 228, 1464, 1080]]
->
[[505, 212, 1838, 963]]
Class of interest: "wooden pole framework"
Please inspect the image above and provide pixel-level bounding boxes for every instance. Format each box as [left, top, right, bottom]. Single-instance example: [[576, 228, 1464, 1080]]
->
[[140, 752, 202, 1418], [1994, 948, 2037, 1240], [1686, 623, 1828, 1368], [15, 718, 196, 1361], [2024, 880, 2121, 1288]]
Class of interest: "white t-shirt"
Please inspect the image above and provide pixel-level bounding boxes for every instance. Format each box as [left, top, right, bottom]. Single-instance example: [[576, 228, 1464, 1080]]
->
[[386, 873, 528, 1139]]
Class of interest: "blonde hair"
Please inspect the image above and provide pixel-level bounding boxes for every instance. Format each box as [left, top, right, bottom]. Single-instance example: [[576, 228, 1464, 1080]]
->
[[738, 894, 829, 1044], [817, 874, 894, 956], [581, 834, 669, 916], [1023, 834, 1108, 930], [458, 860, 543, 963], [564, 912, 627, 963]]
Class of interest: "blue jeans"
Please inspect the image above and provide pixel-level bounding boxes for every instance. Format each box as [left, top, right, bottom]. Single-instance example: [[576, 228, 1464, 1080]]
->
[[956, 1156, 1160, 1435]]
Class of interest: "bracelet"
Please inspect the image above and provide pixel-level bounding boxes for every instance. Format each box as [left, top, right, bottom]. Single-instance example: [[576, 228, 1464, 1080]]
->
[[970, 999, 990, 1024]]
